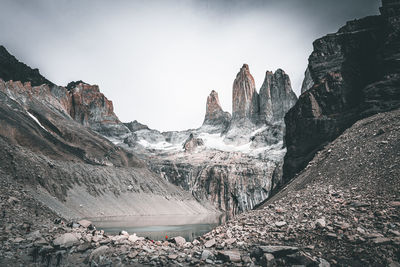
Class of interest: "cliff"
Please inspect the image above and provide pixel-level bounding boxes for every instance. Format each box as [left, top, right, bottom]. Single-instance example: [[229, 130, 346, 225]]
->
[[283, 0, 400, 182]]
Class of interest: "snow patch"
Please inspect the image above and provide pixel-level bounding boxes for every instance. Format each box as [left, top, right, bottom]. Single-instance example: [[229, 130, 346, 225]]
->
[[138, 139, 183, 151], [27, 112, 48, 132]]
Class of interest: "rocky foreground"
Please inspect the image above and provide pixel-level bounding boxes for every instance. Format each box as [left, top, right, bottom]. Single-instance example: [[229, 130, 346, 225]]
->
[[1, 108, 399, 266]]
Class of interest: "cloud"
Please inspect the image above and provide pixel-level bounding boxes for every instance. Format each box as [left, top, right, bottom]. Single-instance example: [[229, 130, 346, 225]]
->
[[0, 0, 380, 131]]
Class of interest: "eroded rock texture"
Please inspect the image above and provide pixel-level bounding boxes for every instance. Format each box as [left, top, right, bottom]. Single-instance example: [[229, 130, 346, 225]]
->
[[283, 0, 400, 182], [203, 90, 231, 131], [259, 69, 297, 122], [232, 64, 259, 123]]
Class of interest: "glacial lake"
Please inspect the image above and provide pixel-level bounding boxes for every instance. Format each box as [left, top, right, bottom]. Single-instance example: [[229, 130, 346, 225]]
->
[[88, 213, 227, 241]]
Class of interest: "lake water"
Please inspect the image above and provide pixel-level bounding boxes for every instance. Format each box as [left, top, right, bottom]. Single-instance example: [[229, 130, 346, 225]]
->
[[88, 213, 226, 241]]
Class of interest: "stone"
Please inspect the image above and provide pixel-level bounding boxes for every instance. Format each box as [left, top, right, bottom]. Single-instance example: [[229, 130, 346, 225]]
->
[[259, 246, 299, 256], [261, 253, 276, 267], [315, 218, 326, 228], [168, 254, 179, 260], [76, 242, 91, 252], [78, 219, 92, 228], [192, 239, 200, 245], [225, 238, 236, 245], [275, 221, 287, 228], [204, 238, 216, 248], [127, 251, 138, 259], [89, 245, 109, 262], [7, 197, 19, 205], [183, 133, 204, 152], [128, 234, 139, 243], [53, 233, 79, 248], [174, 236, 186, 247], [201, 250, 213, 261], [217, 250, 241, 262], [372, 237, 391, 245]]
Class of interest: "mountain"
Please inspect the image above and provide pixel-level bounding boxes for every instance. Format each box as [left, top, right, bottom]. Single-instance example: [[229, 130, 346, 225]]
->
[[117, 64, 297, 215], [283, 0, 400, 182], [0, 46, 53, 86], [0, 73, 212, 219]]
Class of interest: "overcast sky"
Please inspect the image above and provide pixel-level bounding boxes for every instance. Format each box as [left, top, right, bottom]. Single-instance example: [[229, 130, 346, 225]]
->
[[0, 0, 380, 131]]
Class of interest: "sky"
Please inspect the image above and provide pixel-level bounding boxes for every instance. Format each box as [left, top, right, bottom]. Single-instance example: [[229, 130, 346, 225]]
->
[[0, 0, 380, 131]]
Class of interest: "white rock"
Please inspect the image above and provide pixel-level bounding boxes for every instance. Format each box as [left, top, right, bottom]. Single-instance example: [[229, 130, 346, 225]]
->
[[53, 233, 79, 248]]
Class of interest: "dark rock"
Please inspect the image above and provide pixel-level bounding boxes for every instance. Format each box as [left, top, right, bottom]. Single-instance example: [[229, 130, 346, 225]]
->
[[0, 46, 53, 86], [283, 1, 400, 182], [259, 246, 299, 257]]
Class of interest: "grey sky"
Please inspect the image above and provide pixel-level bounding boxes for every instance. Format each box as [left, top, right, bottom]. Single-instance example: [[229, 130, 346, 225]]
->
[[0, 0, 380, 131]]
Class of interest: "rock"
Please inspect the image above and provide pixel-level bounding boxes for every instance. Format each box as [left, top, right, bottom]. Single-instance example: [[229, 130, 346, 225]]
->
[[201, 250, 214, 261], [127, 251, 138, 259], [217, 250, 241, 262], [204, 238, 216, 248], [0, 45, 53, 86], [174, 236, 186, 247], [120, 230, 129, 236], [372, 237, 391, 245], [183, 133, 204, 152], [168, 254, 179, 260], [259, 246, 299, 257], [53, 233, 79, 248], [259, 69, 297, 122], [89, 245, 108, 262], [192, 239, 200, 245], [275, 221, 287, 228], [13, 237, 24, 243], [128, 234, 139, 243], [261, 253, 276, 267], [319, 258, 331, 267], [202, 90, 231, 129], [389, 201, 400, 207], [315, 218, 326, 228], [76, 242, 91, 252], [78, 219, 92, 228], [232, 64, 259, 122], [301, 67, 314, 94], [283, 3, 400, 181], [7, 197, 19, 205], [225, 238, 236, 245]]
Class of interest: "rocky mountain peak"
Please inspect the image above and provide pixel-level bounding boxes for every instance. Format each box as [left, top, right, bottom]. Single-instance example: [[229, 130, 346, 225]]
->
[[232, 64, 259, 123], [259, 69, 297, 122], [0, 45, 53, 86], [203, 90, 231, 128]]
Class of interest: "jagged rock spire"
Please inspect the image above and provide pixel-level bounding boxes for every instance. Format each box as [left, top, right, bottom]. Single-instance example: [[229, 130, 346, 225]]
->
[[259, 69, 298, 122], [232, 64, 259, 122], [203, 90, 231, 128]]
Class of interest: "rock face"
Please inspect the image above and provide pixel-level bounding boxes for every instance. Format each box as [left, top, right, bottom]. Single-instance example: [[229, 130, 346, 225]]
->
[[203, 90, 231, 130], [300, 67, 314, 94], [0, 54, 213, 218], [0, 46, 53, 86], [66, 81, 130, 137], [232, 64, 259, 123], [259, 69, 297, 122], [118, 64, 297, 215], [183, 133, 204, 152], [283, 0, 400, 182]]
